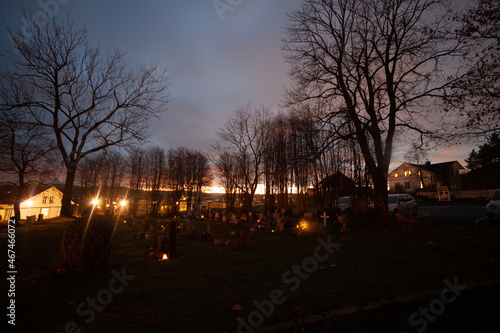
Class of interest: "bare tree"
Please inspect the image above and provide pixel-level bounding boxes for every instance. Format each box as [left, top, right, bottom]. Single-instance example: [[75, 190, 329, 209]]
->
[[0, 109, 59, 222], [1, 12, 169, 216], [127, 147, 146, 217], [79, 150, 126, 216], [144, 146, 167, 217], [445, 0, 499, 137], [283, 0, 462, 218], [184, 149, 211, 213], [211, 147, 239, 211], [216, 104, 272, 212], [167, 147, 187, 214]]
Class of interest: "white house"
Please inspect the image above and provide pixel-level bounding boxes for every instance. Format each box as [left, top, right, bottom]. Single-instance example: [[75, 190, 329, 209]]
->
[[0, 186, 64, 221], [388, 161, 465, 193]]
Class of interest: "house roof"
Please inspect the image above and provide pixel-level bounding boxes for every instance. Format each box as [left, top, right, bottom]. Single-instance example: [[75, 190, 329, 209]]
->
[[0, 184, 58, 205], [390, 161, 464, 176], [319, 171, 356, 187]]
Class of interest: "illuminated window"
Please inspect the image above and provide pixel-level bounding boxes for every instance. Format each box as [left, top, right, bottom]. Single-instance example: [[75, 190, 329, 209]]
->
[[420, 181, 424, 189], [394, 173, 399, 178], [404, 170, 411, 177]]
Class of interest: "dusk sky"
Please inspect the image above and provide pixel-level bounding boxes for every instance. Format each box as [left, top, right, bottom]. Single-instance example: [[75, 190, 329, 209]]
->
[[0, 0, 478, 171]]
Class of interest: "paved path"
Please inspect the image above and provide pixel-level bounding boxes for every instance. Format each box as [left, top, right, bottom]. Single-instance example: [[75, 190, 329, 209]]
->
[[416, 205, 490, 224]]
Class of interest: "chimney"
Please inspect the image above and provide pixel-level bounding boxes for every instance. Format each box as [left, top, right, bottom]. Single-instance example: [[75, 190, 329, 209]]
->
[[425, 161, 431, 166]]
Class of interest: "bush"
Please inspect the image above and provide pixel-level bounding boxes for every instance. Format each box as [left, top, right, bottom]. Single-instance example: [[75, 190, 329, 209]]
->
[[61, 215, 115, 274]]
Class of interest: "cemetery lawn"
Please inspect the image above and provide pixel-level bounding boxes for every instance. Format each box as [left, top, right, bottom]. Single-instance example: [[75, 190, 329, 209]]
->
[[5, 217, 500, 333]]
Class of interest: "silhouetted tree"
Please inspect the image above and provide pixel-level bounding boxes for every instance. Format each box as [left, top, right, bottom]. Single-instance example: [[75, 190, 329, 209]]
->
[[216, 104, 272, 212], [167, 147, 187, 214], [211, 148, 238, 211], [0, 109, 58, 222], [283, 0, 462, 219], [465, 132, 500, 170], [127, 147, 146, 217], [79, 150, 126, 216], [446, 0, 499, 137], [144, 146, 167, 217], [1, 12, 169, 216]]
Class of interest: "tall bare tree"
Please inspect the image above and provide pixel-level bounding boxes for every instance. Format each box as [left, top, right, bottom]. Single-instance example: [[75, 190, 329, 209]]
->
[[216, 104, 272, 212], [283, 0, 462, 218], [183, 149, 211, 213], [1, 12, 169, 216], [167, 147, 187, 214], [144, 146, 167, 217], [211, 147, 239, 211], [79, 150, 126, 216], [127, 147, 146, 217]]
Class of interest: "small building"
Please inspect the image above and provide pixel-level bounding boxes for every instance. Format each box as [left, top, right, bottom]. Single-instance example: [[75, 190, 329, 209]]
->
[[315, 171, 357, 209], [0, 185, 64, 221], [388, 161, 465, 193]]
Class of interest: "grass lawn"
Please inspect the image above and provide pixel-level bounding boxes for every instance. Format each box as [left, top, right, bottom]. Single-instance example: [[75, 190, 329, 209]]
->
[[2, 216, 500, 333]]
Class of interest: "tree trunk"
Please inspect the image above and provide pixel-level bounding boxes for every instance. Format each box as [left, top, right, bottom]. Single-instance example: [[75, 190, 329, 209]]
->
[[371, 170, 389, 220], [61, 166, 77, 217], [14, 186, 24, 225]]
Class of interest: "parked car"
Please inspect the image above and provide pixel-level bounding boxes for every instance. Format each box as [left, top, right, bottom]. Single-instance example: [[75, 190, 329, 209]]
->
[[487, 189, 500, 222], [388, 194, 417, 217], [336, 196, 353, 216]]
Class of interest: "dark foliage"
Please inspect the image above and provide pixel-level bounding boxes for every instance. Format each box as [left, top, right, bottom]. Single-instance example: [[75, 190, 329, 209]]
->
[[61, 215, 115, 274]]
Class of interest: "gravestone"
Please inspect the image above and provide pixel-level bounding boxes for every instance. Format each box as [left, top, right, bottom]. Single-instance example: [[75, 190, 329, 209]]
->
[[321, 212, 329, 227]]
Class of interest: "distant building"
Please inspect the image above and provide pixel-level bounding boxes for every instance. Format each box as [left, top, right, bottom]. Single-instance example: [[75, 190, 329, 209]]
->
[[0, 185, 65, 221], [388, 161, 465, 193], [314, 171, 357, 210]]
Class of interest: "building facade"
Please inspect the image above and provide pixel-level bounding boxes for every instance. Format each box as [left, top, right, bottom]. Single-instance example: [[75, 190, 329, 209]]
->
[[0, 186, 64, 221], [388, 161, 464, 193]]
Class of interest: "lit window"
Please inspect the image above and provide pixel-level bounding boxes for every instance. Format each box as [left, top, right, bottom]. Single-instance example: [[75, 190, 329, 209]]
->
[[394, 173, 399, 178], [420, 181, 424, 189], [404, 170, 411, 177]]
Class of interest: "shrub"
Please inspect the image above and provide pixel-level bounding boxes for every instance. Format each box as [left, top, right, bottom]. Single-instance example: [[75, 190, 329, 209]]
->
[[61, 215, 115, 274]]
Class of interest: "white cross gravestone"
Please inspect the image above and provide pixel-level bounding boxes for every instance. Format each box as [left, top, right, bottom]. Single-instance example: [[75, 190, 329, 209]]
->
[[321, 211, 329, 227]]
